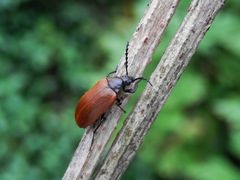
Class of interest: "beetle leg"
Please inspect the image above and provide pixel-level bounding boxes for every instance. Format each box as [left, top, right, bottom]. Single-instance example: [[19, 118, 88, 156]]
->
[[116, 98, 126, 113], [107, 65, 118, 77], [123, 77, 152, 94], [133, 77, 152, 86], [117, 105, 126, 113], [107, 41, 129, 78], [123, 82, 139, 93], [107, 70, 116, 78], [123, 84, 138, 93], [116, 97, 123, 105], [123, 75, 152, 93], [93, 114, 106, 134], [123, 88, 136, 93]]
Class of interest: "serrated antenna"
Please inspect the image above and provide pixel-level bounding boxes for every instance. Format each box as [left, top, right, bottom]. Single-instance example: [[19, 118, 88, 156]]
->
[[125, 41, 129, 76]]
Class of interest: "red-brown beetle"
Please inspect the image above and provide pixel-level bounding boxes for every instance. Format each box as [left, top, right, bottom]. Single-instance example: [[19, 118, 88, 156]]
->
[[75, 42, 151, 128]]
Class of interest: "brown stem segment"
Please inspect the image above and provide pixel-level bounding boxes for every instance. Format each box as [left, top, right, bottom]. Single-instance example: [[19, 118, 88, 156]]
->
[[95, 0, 224, 179], [62, 0, 180, 180]]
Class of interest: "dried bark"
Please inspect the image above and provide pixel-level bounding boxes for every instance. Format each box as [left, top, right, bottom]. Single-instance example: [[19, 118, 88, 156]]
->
[[62, 0, 180, 180], [63, 0, 224, 179], [95, 0, 224, 179]]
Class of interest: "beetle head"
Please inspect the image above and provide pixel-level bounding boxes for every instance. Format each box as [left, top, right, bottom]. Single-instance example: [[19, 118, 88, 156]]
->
[[121, 75, 134, 87]]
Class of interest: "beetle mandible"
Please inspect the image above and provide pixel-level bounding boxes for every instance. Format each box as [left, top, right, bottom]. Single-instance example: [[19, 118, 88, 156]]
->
[[75, 42, 151, 128]]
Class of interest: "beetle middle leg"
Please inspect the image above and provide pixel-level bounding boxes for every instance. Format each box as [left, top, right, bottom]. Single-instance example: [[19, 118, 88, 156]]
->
[[116, 97, 126, 113]]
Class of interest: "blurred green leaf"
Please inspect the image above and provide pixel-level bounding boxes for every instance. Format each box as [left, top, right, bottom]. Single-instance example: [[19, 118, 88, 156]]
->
[[166, 71, 207, 109], [213, 97, 240, 129], [230, 131, 240, 158], [187, 157, 240, 180]]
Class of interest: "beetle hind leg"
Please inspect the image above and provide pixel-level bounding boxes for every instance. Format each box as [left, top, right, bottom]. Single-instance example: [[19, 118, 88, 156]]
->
[[93, 114, 106, 133]]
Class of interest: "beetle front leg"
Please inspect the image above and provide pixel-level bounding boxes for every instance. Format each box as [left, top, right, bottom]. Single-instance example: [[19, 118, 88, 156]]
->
[[123, 88, 136, 93], [123, 84, 138, 94], [107, 65, 118, 77]]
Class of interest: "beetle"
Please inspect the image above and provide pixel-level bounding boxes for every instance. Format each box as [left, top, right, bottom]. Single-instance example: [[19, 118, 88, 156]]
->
[[75, 42, 151, 128]]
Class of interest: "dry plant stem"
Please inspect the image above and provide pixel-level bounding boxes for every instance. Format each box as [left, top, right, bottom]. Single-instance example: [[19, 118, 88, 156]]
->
[[95, 0, 225, 179], [62, 0, 179, 180]]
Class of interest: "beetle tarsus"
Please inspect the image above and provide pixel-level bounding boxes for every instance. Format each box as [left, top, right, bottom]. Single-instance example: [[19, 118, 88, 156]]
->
[[117, 105, 126, 113]]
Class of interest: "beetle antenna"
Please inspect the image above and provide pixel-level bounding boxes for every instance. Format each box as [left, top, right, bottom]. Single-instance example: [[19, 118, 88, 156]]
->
[[125, 41, 129, 76], [133, 77, 152, 86]]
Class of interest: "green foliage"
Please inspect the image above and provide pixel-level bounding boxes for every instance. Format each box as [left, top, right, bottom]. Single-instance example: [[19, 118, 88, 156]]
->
[[0, 0, 128, 179], [1, 0, 240, 179]]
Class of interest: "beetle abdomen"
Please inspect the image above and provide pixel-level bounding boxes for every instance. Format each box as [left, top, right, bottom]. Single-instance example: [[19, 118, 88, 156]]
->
[[75, 79, 117, 128]]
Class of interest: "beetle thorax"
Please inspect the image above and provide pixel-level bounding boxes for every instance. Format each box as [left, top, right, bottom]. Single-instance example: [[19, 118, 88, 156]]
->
[[107, 76, 134, 93], [107, 77, 123, 93]]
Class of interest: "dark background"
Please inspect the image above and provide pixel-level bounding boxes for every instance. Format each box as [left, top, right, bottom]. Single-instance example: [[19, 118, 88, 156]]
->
[[0, 0, 240, 179]]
